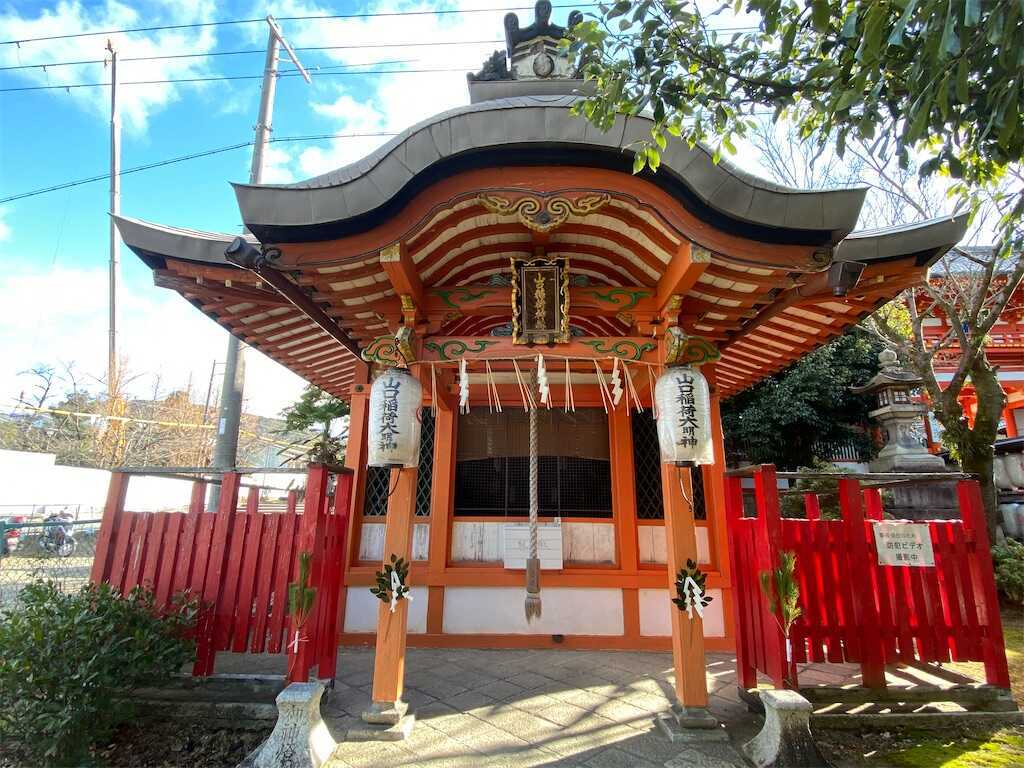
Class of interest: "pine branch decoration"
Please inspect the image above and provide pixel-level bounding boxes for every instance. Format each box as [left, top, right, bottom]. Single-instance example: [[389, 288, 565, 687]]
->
[[672, 558, 713, 615], [288, 551, 317, 625], [759, 550, 802, 637], [371, 554, 411, 606]]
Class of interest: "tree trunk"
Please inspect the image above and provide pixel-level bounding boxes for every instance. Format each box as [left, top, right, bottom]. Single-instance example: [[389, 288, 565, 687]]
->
[[933, 359, 1005, 539]]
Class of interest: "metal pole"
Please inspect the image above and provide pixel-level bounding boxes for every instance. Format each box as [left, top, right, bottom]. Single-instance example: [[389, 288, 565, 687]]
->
[[107, 40, 120, 398], [209, 17, 309, 509]]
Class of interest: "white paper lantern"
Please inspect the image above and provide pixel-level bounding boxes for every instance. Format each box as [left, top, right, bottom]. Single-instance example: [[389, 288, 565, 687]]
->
[[654, 365, 714, 466], [367, 368, 422, 468]]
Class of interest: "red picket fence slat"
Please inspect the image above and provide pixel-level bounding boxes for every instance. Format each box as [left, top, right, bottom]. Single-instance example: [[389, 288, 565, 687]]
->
[[89, 464, 353, 682], [726, 465, 1011, 691]]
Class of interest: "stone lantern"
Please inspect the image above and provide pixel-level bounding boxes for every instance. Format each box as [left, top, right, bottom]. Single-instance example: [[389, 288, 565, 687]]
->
[[852, 349, 945, 472]]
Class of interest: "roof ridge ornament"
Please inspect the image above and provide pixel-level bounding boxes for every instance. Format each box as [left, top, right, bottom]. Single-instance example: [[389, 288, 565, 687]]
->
[[469, 1, 582, 84]]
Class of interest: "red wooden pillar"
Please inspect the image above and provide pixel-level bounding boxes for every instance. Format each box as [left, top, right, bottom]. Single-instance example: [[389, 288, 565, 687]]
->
[[91, 472, 129, 584], [1003, 407, 1019, 438], [839, 478, 886, 689], [369, 466, 418, 715], [958, 480, 1011, 688], [724, 473, 756, 689], [661, 462, 710, 709], [427, 391, 457, 635]]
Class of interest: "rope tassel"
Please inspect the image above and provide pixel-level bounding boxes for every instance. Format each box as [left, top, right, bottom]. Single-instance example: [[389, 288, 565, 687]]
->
[[525, 557, 542, 621], [524, 403, 542, 622]]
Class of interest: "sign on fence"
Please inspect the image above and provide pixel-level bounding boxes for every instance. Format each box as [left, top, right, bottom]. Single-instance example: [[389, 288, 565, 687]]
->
[[872, 522, 935, 567]]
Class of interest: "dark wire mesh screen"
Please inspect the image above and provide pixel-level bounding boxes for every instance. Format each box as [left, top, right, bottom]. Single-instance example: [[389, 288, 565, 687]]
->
[[415, 411, 435, 517], [631, 410, 707, 521], [453, 408, 612, 518], [362, 410, 435, 518], [454, 457, 612, 518]]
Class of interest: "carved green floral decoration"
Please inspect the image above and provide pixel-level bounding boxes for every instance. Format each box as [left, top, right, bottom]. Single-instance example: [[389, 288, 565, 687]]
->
[[582, 288, 651, 311], [433, 287, 498, 309], [580, 339, 657, 360], [425, 339, 500, 360], [361, 335, 405, 367]]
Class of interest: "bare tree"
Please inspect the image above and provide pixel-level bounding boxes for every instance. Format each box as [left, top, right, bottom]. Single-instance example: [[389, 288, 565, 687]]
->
[[751, 126, 1024, 533]]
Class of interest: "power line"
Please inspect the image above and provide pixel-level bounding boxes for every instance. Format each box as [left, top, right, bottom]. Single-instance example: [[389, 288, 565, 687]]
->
[[0, 131, 400, 204], [0, 65, 479, 93], [0, 39, 506, 72], [0, 4, 598, 46]]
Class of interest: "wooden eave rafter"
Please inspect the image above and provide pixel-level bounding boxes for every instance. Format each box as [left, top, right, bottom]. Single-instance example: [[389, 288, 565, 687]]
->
[[138, 166, 941, 402]]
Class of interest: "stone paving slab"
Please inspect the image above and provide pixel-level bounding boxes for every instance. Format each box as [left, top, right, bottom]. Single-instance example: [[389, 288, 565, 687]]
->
[[306, 648, 751, 767]]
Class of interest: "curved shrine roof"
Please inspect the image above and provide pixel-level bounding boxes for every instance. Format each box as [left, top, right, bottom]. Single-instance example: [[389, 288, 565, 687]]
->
[[231, 96, 868, 246]]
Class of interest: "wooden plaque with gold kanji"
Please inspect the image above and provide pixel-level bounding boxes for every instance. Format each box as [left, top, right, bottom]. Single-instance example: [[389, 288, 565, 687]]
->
[[510, 257, 570, 344]]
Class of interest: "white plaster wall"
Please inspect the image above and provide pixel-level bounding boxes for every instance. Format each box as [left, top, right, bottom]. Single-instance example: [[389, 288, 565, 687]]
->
[[359, 522, 429, 562], [343, 585, 428, 634], [452, 521, 615, 565], [638, 526, 710, 565], [638, 587, 724, 638], [443, 587, 624, 635], [562, 522, 615, 564]]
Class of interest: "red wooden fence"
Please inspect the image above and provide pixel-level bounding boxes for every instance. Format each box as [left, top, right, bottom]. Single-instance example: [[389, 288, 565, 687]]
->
[[90, 464, 352, 681], [726, 465, 1010, 691]]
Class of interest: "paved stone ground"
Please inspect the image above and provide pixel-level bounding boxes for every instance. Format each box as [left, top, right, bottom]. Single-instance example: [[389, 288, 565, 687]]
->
[[222, 647, 868, 767]]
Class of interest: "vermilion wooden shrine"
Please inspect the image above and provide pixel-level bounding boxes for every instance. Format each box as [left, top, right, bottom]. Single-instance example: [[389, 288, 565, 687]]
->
[[919, 267, 1024, 438], [113, 3, 976, 723]]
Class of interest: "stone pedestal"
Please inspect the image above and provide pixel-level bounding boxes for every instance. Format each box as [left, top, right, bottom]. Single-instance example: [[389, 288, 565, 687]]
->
[[743, 690, 830, 768], [347, 700, 416, 741], [253, 682, 337, 768], [656, 703, 722, 742]]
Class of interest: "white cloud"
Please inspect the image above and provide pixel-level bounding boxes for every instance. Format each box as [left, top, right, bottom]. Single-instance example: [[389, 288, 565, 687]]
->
[[0, 208, 11, 242], [243, 0, 510, 178], [0, 0, 221, 133], [0, 265, 306, 418]]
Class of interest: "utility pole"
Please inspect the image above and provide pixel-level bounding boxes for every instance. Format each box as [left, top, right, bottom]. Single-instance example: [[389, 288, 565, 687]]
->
[[209, 17, 310, 508], [107, 39, 120, 399]]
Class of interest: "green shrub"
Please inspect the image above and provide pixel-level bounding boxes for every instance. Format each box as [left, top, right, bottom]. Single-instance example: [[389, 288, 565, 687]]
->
[[780, 459, 843, 519], [992, 539, 1024, 605], [0, 581, 197, 766]]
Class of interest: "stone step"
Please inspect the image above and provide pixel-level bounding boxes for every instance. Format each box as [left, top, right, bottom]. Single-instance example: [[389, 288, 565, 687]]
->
[[811, 710, 1024, 731], [135, 673, 287, 704], [799, 683, 1014, 707]]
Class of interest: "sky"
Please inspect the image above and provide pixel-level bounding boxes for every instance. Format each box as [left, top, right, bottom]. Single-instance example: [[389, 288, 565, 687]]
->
[[0, 0, 967, 421], [0, 0, 530, 417]]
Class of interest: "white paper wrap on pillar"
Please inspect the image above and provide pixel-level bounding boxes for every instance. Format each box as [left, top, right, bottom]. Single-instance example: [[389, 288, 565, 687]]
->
[[654, 365, 713, 466], [367, 368, 422, 468]]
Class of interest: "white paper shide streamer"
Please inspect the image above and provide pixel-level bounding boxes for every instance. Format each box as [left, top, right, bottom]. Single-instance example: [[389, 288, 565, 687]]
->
[[679, 575, 707, 619], [536, 355, 550, 407], [389, 568, 412, 614], [610, 357, 623, 407], [459, 358, 470, 414]]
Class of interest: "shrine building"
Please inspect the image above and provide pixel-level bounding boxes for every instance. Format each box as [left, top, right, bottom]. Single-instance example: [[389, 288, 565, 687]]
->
[[115, 0, 968, 719]]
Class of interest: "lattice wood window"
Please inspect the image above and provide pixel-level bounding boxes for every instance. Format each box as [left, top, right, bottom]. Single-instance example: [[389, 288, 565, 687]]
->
[[630, 410, 707, 521], [362, 410, 435, 518]]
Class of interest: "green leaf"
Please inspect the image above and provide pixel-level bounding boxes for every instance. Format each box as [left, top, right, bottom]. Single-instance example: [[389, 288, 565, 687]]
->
[[608, 0, 632, 20], [646, 145, 661, 170], [811, 0, 830, 32], [964, 0, 980, 27], [955, 57, 970, 103], [632, 151, 646, 174], [836, 90, 859, 111]]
